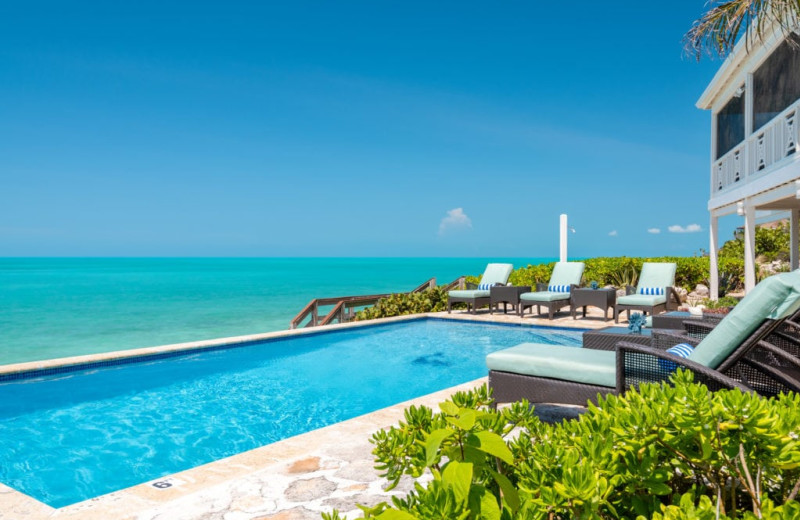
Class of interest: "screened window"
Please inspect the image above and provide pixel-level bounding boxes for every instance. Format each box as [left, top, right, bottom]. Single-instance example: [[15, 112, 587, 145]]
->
[[753, 34, 800, 131], [716, 87, 745, 159]]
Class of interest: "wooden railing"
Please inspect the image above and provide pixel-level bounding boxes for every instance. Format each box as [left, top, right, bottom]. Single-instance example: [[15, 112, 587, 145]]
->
[[289, 276, 459, 329]]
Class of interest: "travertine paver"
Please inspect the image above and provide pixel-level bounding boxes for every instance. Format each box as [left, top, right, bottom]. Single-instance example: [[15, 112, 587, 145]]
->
[[1, 310, 592, 520]]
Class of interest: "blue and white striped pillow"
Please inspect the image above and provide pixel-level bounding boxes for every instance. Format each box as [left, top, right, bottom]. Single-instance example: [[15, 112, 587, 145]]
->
[[658, 343, 694, 372], [478, 282, 495, 290], [548, 284, 571, 293], [639, 286, 665, 295]]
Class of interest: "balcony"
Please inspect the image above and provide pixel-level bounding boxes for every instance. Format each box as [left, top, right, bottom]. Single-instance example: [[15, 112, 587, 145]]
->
[[713, 98, 800, 199]]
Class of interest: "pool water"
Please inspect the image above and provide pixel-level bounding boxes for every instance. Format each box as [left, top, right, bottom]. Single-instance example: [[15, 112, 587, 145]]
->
[[0, 318, 582, 507]]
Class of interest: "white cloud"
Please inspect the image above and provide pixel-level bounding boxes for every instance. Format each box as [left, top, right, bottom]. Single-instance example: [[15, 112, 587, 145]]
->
[[608, 230, 617, 236], [438, 208, 472, 235], [647, 228, 661, 234], [668, 223, 702, 233]]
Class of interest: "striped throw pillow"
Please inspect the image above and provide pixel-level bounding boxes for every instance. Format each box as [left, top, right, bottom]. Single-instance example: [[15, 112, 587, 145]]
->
[[639, 286, 665, 295], [478, 282, 495, 290], [548, 284, 571, 293], [658, 343, 694, 372]]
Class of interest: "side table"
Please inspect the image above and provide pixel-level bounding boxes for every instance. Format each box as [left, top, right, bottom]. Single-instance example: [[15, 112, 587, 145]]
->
[[582, 326, 654, 351], [571, 288, 616, 320], [651, 311, 724, 330], [490, 285, 531, 314]]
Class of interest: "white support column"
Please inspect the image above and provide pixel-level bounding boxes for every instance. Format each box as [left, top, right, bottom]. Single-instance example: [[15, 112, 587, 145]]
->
[[709, 215, 719, 300], [792, 209, 799, 270], [743, 200, 757, 293], [559, 214, 567, 262], [710, 110, 718, 195]]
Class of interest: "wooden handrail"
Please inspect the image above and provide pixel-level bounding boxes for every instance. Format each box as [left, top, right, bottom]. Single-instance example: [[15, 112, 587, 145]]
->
[[411, 277, 436, 293], [319, 301, 346, 326], [289, 276, 464, 329], [440, 276, 466, 291], [291, 299, 319, 329]]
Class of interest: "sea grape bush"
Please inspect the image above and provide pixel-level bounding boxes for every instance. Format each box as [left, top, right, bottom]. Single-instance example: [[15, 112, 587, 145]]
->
[[354, 287, 454, 320], [323, 372, 800, 520]]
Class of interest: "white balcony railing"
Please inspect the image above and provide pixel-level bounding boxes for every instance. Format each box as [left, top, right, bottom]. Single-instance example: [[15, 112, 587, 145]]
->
[[713, 99, 800, 194]]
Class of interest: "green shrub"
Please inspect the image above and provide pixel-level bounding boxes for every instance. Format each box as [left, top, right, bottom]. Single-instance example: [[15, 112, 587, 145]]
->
[[508, 263, 554, 287], [703, 295, 739, 309], [325, 372, 800, 520], [354, 287, 452, 320]]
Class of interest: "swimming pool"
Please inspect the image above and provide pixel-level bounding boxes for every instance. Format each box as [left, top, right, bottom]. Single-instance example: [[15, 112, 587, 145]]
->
[[0, 318, 583, 507]]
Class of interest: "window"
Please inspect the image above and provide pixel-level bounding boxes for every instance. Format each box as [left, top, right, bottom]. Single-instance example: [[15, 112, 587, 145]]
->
[[716, 87, 745, 159], [753, 34, 800, 131]]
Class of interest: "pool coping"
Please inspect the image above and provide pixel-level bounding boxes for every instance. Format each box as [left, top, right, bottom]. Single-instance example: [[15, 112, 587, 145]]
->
[[0, 311, 601, 518]]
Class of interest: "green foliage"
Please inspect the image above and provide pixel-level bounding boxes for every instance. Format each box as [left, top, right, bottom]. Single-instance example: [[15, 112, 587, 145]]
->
[[702, 295, 739, 309], [756, 223, 791, 262], [354, 288, 451, 320], [327, 373, 800, 520], [508, 264, 553, 287]]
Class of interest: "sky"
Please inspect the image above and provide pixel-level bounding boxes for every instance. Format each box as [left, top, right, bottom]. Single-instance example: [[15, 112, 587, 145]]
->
[[0, 1, 734, 257]]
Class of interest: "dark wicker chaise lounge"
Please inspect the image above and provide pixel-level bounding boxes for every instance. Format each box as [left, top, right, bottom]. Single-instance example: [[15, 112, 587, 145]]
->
[[487, 270, 800, 406], [614, 262, 682, 323], [447, 263, 513, 314], [518, 262, 584, 320]]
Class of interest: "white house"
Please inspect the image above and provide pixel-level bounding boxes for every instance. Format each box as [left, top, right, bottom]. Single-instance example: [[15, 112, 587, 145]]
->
[[697, 24, 800, 297]]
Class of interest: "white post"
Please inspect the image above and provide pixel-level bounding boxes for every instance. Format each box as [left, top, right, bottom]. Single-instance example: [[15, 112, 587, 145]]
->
[[743, 201, 757, 293], [709, 215, 719, 300], [559, 214, 567, 262], [792, 209, 799, 270]]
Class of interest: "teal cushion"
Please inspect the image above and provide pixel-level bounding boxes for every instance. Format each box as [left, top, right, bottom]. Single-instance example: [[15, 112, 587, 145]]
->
[[520, 291, 571, 302], [481, 263, 514, 286], [689, 270, 800, 368], [448, 289, 490, 298], [617, 294, 667, 306], [548, 262, 585, 287], [486, 343, 616, 387], [636, 263, 676, 292]]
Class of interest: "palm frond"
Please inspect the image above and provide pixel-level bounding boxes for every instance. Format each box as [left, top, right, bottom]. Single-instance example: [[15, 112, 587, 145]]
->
[[684, 0, 800, 60]]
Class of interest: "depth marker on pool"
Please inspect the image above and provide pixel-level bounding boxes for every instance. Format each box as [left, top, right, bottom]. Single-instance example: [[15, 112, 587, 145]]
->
[[151, 477, 186, 490]]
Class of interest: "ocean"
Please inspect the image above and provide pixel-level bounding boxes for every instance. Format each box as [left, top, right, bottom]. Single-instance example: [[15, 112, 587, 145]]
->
[[0, 257, 554, 365]]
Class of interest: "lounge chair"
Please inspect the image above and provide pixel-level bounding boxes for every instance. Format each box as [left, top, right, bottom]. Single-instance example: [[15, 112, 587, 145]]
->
[[487, 270, 800, 406], [517, 262, 585, 320], [614, 262, 682, 323], [664, 308, 800, 398], [447, 263, 513, 314]]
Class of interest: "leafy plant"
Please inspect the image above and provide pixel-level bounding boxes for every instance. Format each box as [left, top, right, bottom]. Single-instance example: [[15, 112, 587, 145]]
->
[[354, 287, 453, 320], [325, 372, 800, 520], [703, 295, 739, 309]]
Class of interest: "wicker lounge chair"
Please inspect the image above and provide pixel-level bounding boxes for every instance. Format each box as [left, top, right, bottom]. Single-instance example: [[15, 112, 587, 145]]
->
[[447, 263, 513, 314], [653, 308, 800, 398], [487, 270, 800, 406], [614, 262, 682, 323], [518, 262, 585, 320]]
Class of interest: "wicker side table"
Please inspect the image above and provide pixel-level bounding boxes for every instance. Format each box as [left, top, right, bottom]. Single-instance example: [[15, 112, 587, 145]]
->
[[582, 326, 654, 351], [651, 311, 724, 330], [571, 288, 617, 320], [490, 285, 531, 314]]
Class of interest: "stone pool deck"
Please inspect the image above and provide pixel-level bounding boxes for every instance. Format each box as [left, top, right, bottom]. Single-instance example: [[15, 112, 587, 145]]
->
[[0, 308, 605, 520]]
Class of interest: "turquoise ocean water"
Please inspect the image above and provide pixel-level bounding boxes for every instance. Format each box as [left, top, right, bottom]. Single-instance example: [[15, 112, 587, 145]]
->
[[0, 257, 553, 365]]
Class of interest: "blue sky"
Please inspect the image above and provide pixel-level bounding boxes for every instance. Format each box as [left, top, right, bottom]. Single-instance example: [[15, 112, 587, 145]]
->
[[0, 1, 732, 257]]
